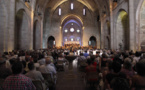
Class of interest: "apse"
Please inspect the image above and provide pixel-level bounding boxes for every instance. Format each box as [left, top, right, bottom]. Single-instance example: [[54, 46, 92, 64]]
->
[[62, 19, 82, 46]]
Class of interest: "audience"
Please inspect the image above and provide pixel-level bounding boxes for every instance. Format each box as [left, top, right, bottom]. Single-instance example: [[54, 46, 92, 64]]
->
[[2, 61, 36, 90], [1, 48, 145, 90]]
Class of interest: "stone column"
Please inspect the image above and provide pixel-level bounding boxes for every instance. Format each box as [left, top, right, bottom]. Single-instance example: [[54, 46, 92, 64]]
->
[[129, 0, 135, 51], [7, 0, 15, 51], [109, 0, 114, 50], [100, 17, 105, 49]]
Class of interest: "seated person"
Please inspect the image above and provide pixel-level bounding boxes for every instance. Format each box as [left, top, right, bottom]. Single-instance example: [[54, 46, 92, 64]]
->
[[85, 59, 98, 83], [78, 53, 87, 67], [25, 62, 47, 89], [111, 77, 130, 90], [84, 51, 89, 58], [131, 59, 145, 90], [2, 61, 36, 90], [105, 61, 126, 90], [0, 58, 12, 79]]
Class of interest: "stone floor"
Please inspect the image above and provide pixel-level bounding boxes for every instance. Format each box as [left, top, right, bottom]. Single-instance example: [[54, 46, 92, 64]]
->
[[55, 59, 98, 90]]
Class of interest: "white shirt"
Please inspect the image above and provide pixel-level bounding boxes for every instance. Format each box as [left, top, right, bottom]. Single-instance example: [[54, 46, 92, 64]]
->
[[46, 64, 57, 74]]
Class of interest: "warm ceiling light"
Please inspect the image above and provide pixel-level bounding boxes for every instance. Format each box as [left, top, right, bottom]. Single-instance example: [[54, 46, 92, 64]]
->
[[77, 29, 80, 32], [65, 29, 68, 33]]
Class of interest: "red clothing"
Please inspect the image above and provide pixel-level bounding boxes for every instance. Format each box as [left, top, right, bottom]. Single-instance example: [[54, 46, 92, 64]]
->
[[85, 65, 96, 72], [2, 74, 36, 90], [92, 62, 97, 67], [85, 65, 98, 81]]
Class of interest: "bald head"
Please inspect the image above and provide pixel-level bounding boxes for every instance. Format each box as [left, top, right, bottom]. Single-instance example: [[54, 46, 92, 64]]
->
[[45, 57, 51, 64]]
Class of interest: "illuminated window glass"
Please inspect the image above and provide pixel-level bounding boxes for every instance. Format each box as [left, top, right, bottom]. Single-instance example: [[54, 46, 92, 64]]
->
[[77, 38, 79, 41], [70, 28, 74, 32], [65, 39, 67, 41], [71, 38, 74, 41], [64, 29, 68, 33], [77, 29, 80, 33], [83, 8, 86, 15], [59, 8, 61, 16], [71, 3, 74, 10]]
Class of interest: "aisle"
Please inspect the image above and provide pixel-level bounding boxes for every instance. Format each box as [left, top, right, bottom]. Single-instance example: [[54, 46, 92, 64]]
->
[[55, 59, 86, 90]]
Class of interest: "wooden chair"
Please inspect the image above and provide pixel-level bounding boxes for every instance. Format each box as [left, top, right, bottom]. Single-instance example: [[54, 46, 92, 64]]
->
[[84, 72, 99, 87], [32, 80, 44, 90], [42, 73, 55, 88], [56, 60, 65, 71]]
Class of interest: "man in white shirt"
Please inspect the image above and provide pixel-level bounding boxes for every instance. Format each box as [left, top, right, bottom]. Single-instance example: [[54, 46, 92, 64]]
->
[[45, 57, 57, 75]]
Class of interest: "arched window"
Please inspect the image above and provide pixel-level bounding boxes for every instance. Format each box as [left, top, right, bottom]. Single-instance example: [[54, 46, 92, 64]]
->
[[83, 8, 86, 15], [59, 8, 61, 16], [71, 3, 74, 10]]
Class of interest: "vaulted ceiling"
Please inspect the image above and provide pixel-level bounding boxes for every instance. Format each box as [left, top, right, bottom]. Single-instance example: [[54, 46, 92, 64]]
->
[[35, 0, 110, 16]]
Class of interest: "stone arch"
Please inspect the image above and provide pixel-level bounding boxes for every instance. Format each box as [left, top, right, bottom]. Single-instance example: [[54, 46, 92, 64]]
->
[[15, 9, 31, 50], [116, 10, 129, 50], [0, 1, 6, 52], [61, 15, 83, 46], [33, 20, 41, 50], [89, 36, 97, 48], [48, 36, 55, 48], [136, 0, 145, 51]]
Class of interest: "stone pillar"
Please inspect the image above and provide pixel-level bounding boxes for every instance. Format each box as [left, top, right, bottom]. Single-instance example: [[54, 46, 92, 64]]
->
[[100, 17, 105, 49], [7, 0, 15, 52], [109, 0, 114, 50], [129, 0, 135, 51]]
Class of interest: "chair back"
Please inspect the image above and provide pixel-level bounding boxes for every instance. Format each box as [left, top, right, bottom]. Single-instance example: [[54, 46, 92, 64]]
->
[[86, 72, 99, 82], [32, 80, 43, 90], [42, 73, 55, 87], [57, 60, 64, 65]]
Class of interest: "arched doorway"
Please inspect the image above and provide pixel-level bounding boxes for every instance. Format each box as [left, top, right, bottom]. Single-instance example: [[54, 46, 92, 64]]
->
[[137, 0, 145, 50], [61, 15, 83, 46], [0, 2, 6, 52], [15, 9, 30, 50], [116, 10, 129, 50], [48, 36, 55, 48], [89, 36, 97, 48], [33, 20, 41, 50]]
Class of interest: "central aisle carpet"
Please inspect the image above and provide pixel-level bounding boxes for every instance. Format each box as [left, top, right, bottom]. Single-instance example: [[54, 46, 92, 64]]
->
[[55, 59, 87, 90]]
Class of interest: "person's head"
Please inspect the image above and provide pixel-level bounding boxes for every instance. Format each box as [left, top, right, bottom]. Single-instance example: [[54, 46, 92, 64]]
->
[[112, 61, 121, 73], [80, 53, 83, 56], [102, 53, 108, 58], [111, 77, 130, 90], [136, 59, 145, 76], [28, 62, 35, 70], [135, 51, 141, 57], [58, 53, 63, 57], [87, 58, 92, 65], [124, 58, 132, 70], [90, 55, 95, 62], [45, 57, 51, 64], [11, 61, 23, 74]]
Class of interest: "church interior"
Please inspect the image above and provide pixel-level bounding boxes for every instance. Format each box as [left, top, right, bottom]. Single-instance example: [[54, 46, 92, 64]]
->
[[1, 0, 145, 90]]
